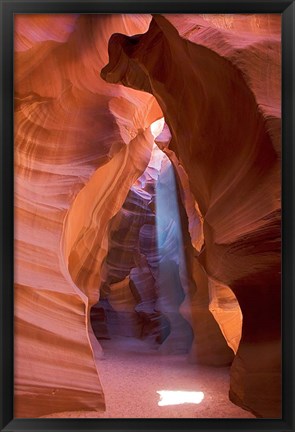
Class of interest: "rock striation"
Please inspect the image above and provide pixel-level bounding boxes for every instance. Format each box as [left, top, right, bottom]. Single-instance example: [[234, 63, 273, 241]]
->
[[14, 14, 162, 417]]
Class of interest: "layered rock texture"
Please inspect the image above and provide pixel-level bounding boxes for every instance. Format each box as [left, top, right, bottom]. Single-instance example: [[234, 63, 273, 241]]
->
[[14, 13, 281, 419], [14, 13, 161, 417]]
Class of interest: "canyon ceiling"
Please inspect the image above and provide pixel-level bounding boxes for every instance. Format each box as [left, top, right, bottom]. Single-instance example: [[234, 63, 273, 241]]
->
[[14, 13, 281, 418]]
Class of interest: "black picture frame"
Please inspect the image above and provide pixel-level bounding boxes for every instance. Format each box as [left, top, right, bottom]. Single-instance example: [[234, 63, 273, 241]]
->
[[0, 0, 294, 431]]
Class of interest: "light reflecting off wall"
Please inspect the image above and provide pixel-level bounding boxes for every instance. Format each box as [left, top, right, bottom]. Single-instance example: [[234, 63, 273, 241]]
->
[[150, 117, 165, 138], [157, 390, 205, 406]]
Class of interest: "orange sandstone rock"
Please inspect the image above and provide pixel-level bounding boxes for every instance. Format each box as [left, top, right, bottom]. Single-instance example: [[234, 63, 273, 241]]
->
[[14, 14, 161, 417]]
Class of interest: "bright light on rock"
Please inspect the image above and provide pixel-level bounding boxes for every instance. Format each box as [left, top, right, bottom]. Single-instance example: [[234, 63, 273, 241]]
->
[[150, 117, 165, 138], [157, 390, 204, 406]]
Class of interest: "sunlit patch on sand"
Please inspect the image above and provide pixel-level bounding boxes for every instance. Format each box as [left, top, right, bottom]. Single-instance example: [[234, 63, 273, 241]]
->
[[157, 390, 204, 406]]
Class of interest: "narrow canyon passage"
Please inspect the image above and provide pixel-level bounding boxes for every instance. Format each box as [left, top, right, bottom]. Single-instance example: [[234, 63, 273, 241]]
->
[[85, 139, 253, 419], [92, 137, 194, 354]]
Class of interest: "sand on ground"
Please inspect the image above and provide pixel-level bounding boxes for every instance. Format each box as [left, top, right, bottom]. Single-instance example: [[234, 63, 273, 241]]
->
[[43, 336, 255, 418]]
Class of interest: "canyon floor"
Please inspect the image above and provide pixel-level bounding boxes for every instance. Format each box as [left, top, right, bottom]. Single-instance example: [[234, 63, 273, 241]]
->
[[43, 336, 255, 419]]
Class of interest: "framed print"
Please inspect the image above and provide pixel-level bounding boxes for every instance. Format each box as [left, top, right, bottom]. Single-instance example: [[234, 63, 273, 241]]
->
[[0, 0, 294, 431]]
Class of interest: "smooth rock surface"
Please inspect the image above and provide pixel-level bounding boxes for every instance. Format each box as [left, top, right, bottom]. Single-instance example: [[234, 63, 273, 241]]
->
[[14, 14, 161, 417]]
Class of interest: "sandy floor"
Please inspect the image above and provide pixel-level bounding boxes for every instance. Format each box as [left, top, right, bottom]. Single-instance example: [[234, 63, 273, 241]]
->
[[44, 337, 255, 418]]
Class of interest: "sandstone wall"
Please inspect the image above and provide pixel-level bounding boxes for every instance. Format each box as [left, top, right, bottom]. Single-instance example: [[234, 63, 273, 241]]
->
[[14, 14, 161, 417]]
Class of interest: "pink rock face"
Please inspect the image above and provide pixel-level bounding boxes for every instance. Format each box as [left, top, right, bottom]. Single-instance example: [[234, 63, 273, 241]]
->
[[14, 13, 281, 419], [14, 14, 162, 417], [101, 14, 281, 417]]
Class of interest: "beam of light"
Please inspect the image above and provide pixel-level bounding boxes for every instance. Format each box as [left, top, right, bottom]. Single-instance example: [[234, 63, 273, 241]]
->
[[157, 390, 205, 406], [155, 159, 182, 258], [155, 156, 189, 284], [153, 130, 194, 350]]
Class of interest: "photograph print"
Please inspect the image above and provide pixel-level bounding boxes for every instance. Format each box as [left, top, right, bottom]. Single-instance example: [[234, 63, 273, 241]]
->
[[14, 12, 281, 419]]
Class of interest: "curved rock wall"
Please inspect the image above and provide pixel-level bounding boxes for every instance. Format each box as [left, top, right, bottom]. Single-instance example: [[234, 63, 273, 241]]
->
[[14, 14, 162, 417], [101, 14, 281, 417]]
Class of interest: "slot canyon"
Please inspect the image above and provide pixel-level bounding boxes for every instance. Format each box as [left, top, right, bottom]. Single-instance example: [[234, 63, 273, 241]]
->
[[14, 13, 281, 419]]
